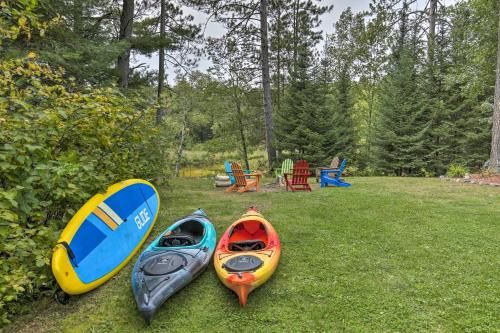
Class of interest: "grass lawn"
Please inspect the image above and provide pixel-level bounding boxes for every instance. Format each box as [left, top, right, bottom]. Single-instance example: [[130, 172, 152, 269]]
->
[[7, 177, 500, 333]]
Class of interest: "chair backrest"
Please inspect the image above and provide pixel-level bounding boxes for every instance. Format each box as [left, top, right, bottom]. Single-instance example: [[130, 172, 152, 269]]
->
[[282, 159, 294, 175], [330, 156, 340, 169], [335, 159, 348, 178], [231, 162, 247, 186], [224, 161, 235, 183], [292, 160, 310, 185]]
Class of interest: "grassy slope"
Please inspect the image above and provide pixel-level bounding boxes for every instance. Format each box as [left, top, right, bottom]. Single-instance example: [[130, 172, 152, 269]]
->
[[7, 178, 500, 333]]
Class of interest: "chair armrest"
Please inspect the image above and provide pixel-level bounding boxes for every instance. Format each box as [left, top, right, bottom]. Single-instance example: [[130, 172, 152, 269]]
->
[[321, 168, 340, 172], [247, 173, 262, 182], [247, 172, 262, 177], [320, 168, 340, 175]]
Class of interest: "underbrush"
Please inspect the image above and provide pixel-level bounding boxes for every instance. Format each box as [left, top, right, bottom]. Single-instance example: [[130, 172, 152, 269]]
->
[[0, 54, 169, 324]]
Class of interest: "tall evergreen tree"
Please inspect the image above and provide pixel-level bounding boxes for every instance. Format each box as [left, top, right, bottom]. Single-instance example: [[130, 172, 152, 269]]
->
[[324, 8, 364, 160], [374, 0, 428, 175], [274, 3, 328, 164], [443, 0, 497, 169], [275, 61, 329, 163]]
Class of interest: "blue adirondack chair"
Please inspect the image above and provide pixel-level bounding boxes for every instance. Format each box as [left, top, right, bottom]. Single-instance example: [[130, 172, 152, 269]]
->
[[320, 159, 351, 187], [224, 161, 250, 185]]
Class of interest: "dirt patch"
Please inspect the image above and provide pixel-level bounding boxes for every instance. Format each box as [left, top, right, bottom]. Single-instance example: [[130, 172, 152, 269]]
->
[[260, 181, 284, 192], [468, 174, 500, 186], [441, 174, 500, 187]]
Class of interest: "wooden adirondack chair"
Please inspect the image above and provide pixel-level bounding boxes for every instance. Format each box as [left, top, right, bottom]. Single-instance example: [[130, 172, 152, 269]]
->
[[320, 159, 351, 187], [284, 160, 312, 192], [224, 161, 236, 184], [274, 158, 293, 186], [225, 162, 262, 193], [316, 156, 340, 182], [224, 160, 251, 185]]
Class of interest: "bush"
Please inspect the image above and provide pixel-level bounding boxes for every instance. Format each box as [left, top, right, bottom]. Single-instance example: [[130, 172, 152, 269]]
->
[[447, 164, 468, 178], [345, 165, 381, 177], [419, 168, 436, 178], [0, 54, 167, 324]]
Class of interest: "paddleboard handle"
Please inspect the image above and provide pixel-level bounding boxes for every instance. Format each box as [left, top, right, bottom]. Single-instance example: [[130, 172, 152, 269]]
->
[[56, 241, 78, 267]]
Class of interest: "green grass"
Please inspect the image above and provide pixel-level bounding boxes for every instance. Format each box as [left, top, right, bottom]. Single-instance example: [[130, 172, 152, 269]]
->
[[7, 178, 500, 333]]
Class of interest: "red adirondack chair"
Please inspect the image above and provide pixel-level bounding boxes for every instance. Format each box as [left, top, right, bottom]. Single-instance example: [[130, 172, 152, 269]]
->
[[225, 162, 262, 193], [284, 160, 312, 192]]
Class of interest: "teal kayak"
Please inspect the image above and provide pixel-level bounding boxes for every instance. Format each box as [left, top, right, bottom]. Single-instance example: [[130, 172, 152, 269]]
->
[[131, 209, 216, 323]]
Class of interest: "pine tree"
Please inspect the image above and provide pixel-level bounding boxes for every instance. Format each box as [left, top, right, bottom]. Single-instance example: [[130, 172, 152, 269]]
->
[[275, 63, 329, 163], [443, 0, 497, 169], [325, 70, 356, 159], [324, 8, 364, 161], [274, 1, 330, 164], [373, 1, 429, 175]]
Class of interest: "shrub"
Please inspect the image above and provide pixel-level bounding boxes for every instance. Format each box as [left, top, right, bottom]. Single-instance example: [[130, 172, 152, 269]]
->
[[419, 168, 436, 178], [447, 164, 468, 178], [0, 54, 167, 324]]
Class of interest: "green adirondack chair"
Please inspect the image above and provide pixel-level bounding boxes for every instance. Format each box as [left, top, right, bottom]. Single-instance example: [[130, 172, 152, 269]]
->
[[274, 159, 294, 186]]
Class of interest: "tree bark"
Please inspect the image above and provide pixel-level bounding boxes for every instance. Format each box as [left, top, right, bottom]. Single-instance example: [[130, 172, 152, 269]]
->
[[292, 0, 298, 74], [260, 0, 277, 169], [175, 107, 189, 177], [117, 0, 134, 88], [490, 5, 500, 172], [156, 0, 166, 124], [367, 85, 374, 158], [234, 88, 250, 171], [276, 5, 281, 115]]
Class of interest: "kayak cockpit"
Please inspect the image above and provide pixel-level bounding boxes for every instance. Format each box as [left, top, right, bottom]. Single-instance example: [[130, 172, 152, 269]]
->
[[228, 220, 268, 251], [158, 219, 205, 247]]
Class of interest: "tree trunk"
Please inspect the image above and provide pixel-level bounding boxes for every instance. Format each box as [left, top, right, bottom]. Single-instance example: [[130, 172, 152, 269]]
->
[[367, 85, 374, 158], [490, 5, 500, 172], [292, 0, 298, 74], [117, 0, 134, 88], [260, 0, 276, 169], [175, 108, 189, 178], [234, 89, 250, 171], [156, 0, 166, 124], [276, 5, 281, 115]]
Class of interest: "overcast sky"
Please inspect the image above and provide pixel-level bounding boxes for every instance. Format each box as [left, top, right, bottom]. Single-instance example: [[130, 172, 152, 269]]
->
[[134, 0, 453, 81]]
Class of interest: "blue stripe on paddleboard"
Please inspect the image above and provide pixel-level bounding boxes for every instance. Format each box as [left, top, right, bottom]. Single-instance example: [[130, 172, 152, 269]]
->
[[70, 219, 107, 265], [75, 197, 157, 283], [87, 213, 113, 238], [104, 184, 151, 221]]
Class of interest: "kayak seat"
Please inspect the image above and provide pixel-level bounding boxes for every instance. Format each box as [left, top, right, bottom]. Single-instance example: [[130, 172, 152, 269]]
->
[[228, 229, 268, 247], [229, 240, 266, 251], [159, 220, 206, 247], [174, 220, 205, 243], [228, 221, 268, 249], [159, 233, 197, 247]]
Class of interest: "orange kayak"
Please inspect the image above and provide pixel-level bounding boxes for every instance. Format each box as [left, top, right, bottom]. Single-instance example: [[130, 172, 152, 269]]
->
[[214, 207, 281, 306]]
